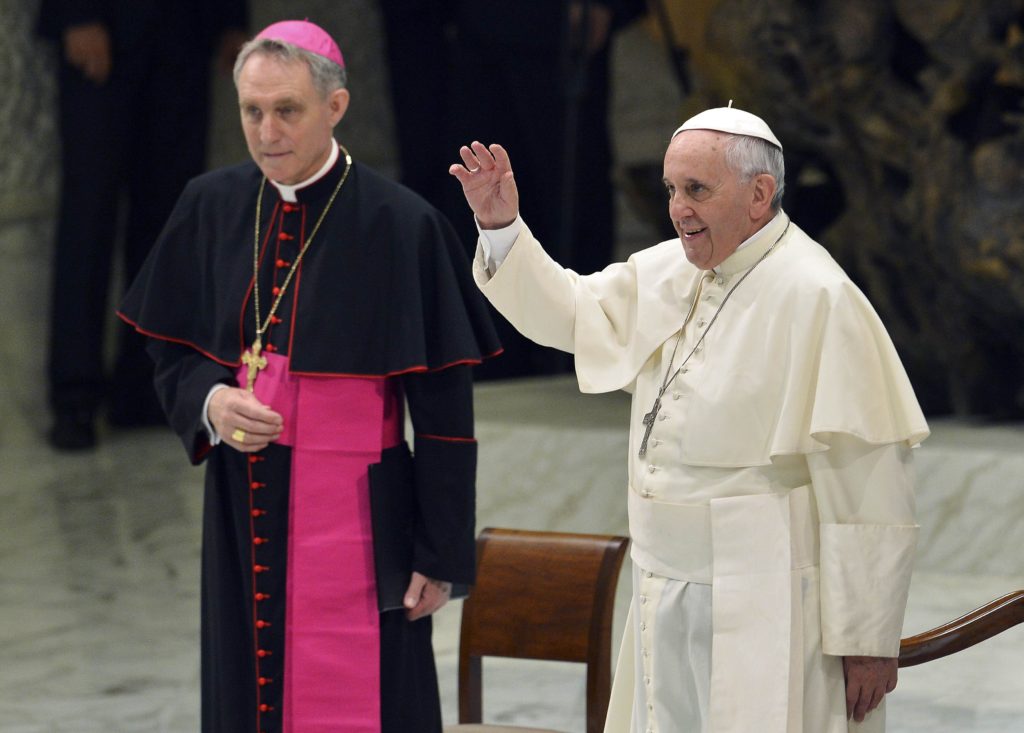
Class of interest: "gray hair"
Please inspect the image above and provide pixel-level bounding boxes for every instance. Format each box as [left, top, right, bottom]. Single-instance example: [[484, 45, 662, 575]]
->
[[233, 37, 347, 97], [723, 135, 786, 211]]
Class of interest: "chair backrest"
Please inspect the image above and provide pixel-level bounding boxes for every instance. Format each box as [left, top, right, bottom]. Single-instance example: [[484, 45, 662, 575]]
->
[[457, 527, 630, 733], [899, 589, 1024, 667]]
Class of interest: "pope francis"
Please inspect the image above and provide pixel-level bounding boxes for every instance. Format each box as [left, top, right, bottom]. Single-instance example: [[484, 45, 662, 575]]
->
[[450, 106, 929, 732]]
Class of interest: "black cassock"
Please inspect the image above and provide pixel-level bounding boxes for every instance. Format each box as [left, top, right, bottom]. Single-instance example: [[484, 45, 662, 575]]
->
[[120, 152, 499, 733]]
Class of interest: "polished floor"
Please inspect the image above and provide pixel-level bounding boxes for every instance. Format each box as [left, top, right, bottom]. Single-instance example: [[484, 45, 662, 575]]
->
[[2, 369, 1023, 732]]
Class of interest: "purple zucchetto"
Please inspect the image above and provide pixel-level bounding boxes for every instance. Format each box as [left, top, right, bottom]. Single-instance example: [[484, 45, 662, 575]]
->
[[255, 19, 345, 68]]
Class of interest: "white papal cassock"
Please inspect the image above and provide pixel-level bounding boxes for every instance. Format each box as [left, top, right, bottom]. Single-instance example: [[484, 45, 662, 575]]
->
[[472, 211, 929, 732]]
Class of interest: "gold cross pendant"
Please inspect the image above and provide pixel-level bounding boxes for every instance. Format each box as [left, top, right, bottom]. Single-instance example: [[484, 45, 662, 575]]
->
[[242, 338, 268, 392]]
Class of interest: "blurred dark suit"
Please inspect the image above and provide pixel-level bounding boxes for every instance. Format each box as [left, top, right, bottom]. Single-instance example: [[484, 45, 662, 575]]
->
[[381, 0, 645, 379], [37, 0, 247, 445]]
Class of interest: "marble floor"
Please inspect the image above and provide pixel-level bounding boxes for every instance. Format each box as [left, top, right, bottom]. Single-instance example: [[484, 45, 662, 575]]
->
[[1, 373, 1023, 732]]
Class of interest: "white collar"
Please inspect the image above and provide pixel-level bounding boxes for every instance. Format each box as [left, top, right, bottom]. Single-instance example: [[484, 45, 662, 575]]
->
[[713, 211, 785, 275], [269, 139, 340, 203]]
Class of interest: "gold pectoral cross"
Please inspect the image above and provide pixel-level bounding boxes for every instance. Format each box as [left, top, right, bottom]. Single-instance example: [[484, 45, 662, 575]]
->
[[242, 338, 268, 392]]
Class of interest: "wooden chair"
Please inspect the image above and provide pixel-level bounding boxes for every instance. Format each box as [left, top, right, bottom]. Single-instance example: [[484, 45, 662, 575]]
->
[[898, 589, 1024, 667], [445, 527, 630, 733]]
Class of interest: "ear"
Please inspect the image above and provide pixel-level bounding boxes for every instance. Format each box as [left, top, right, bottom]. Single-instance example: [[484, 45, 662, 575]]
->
[[749, 173, 777, 219], [328, 88, 351, 127]]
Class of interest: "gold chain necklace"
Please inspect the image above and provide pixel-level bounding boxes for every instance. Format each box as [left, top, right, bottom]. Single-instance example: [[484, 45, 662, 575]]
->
[[241, 144, 353, 391]]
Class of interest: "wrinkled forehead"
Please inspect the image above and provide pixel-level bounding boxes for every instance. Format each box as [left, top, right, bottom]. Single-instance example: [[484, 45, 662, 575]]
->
[[664, 130, 733, 173], [237, 52, 318, 99]]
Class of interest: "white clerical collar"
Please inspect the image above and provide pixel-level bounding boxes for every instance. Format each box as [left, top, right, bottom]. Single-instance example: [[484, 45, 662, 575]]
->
[[269, 139, 340, 203], [714, 211, 786, 275]]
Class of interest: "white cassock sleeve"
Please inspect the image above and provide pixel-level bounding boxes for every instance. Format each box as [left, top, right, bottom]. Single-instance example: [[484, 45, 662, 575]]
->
[[473, 221, 585, 354], [807, 433, 919, 658]]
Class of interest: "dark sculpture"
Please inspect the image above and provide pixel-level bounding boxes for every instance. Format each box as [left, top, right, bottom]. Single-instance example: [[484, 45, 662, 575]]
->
[[691, 0, 1024, 417]]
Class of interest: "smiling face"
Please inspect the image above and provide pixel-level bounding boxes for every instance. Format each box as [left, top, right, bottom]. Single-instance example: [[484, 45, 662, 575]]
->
[[237, 53, 350, 185], [663, 130, 776, 270]]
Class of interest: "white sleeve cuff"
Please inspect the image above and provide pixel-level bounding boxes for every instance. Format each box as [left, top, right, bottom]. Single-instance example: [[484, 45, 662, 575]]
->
[[202, 383, 231, 446], [819, 522, 918, 656], [477, 214, 523, 272]]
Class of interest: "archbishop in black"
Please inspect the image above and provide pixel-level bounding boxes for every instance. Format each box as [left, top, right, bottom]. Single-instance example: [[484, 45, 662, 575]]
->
[[118, 20, 499, 733]]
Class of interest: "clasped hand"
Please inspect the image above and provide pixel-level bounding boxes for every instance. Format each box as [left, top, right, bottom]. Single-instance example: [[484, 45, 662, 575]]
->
[[208, 387, 283, 453]]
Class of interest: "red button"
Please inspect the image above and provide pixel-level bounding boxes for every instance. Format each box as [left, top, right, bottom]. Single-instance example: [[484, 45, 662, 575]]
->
[[283, 203, 297, 212], [251, 509, 266, 517], [254, 565, 269, 574], [248, 455, 264, 464], [278, 231, 294, 241], [250, 482, 265, 490], [255, 592, 270, 601], [275, 258, 291, 268], [257, 648, 272, 658], [259, 704, 275, 713], [257, 619, 271, 629], [271, 286, 281, 296], [270, 315, 283, 325], [254, 537, 268, 545], [259, 677, 274, 686], [264, 343, 277, 353]]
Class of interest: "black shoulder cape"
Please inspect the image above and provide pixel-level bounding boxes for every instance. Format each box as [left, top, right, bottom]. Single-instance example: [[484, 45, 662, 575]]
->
[[119, 155, 500, 375]]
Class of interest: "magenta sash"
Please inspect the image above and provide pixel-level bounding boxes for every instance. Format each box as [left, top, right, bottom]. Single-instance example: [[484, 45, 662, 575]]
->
[[239, 353, 402, 732]]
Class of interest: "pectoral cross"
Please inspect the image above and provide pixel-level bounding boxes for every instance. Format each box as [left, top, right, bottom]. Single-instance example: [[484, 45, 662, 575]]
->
[[638, 396, 662, 457], [242, 338, 268, 392]]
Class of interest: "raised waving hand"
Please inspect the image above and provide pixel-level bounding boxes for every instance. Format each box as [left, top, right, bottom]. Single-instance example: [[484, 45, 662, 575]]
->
[[449, 142, 520, 229]]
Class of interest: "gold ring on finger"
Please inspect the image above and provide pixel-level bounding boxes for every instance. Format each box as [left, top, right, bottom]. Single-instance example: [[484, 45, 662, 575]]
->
[[231, 428, 246, 443]]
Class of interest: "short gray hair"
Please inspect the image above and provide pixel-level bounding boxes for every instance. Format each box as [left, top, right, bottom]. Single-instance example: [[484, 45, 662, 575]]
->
[[723, 135, 786, 211], [233, 37, 347, 97]]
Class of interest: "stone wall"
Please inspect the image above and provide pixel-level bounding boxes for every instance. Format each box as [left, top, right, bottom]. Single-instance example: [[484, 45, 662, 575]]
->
[[0, 0, 58, 222]]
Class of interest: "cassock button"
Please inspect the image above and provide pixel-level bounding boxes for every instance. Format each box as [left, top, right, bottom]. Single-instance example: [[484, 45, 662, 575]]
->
[[271, 286, 281, 296], [256, 619, 271, 628], [255, 592, 271, 601], [254, 565, 270, 573], [283, 203, 297, 213], [259, 703, 275, 712], [259, 677, 274, 686], [253, 537, 268, 545], [248, 455, 264, 464], [647, 465, 656, 473], [278, 231, 294, 241], [264, 343, 277, 353], [270, 315, 283, 325], [252, 509, 266, 517], [257, 648, 272, 658], [251, 482, 265, 490], [275, 258, 291, 268]]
